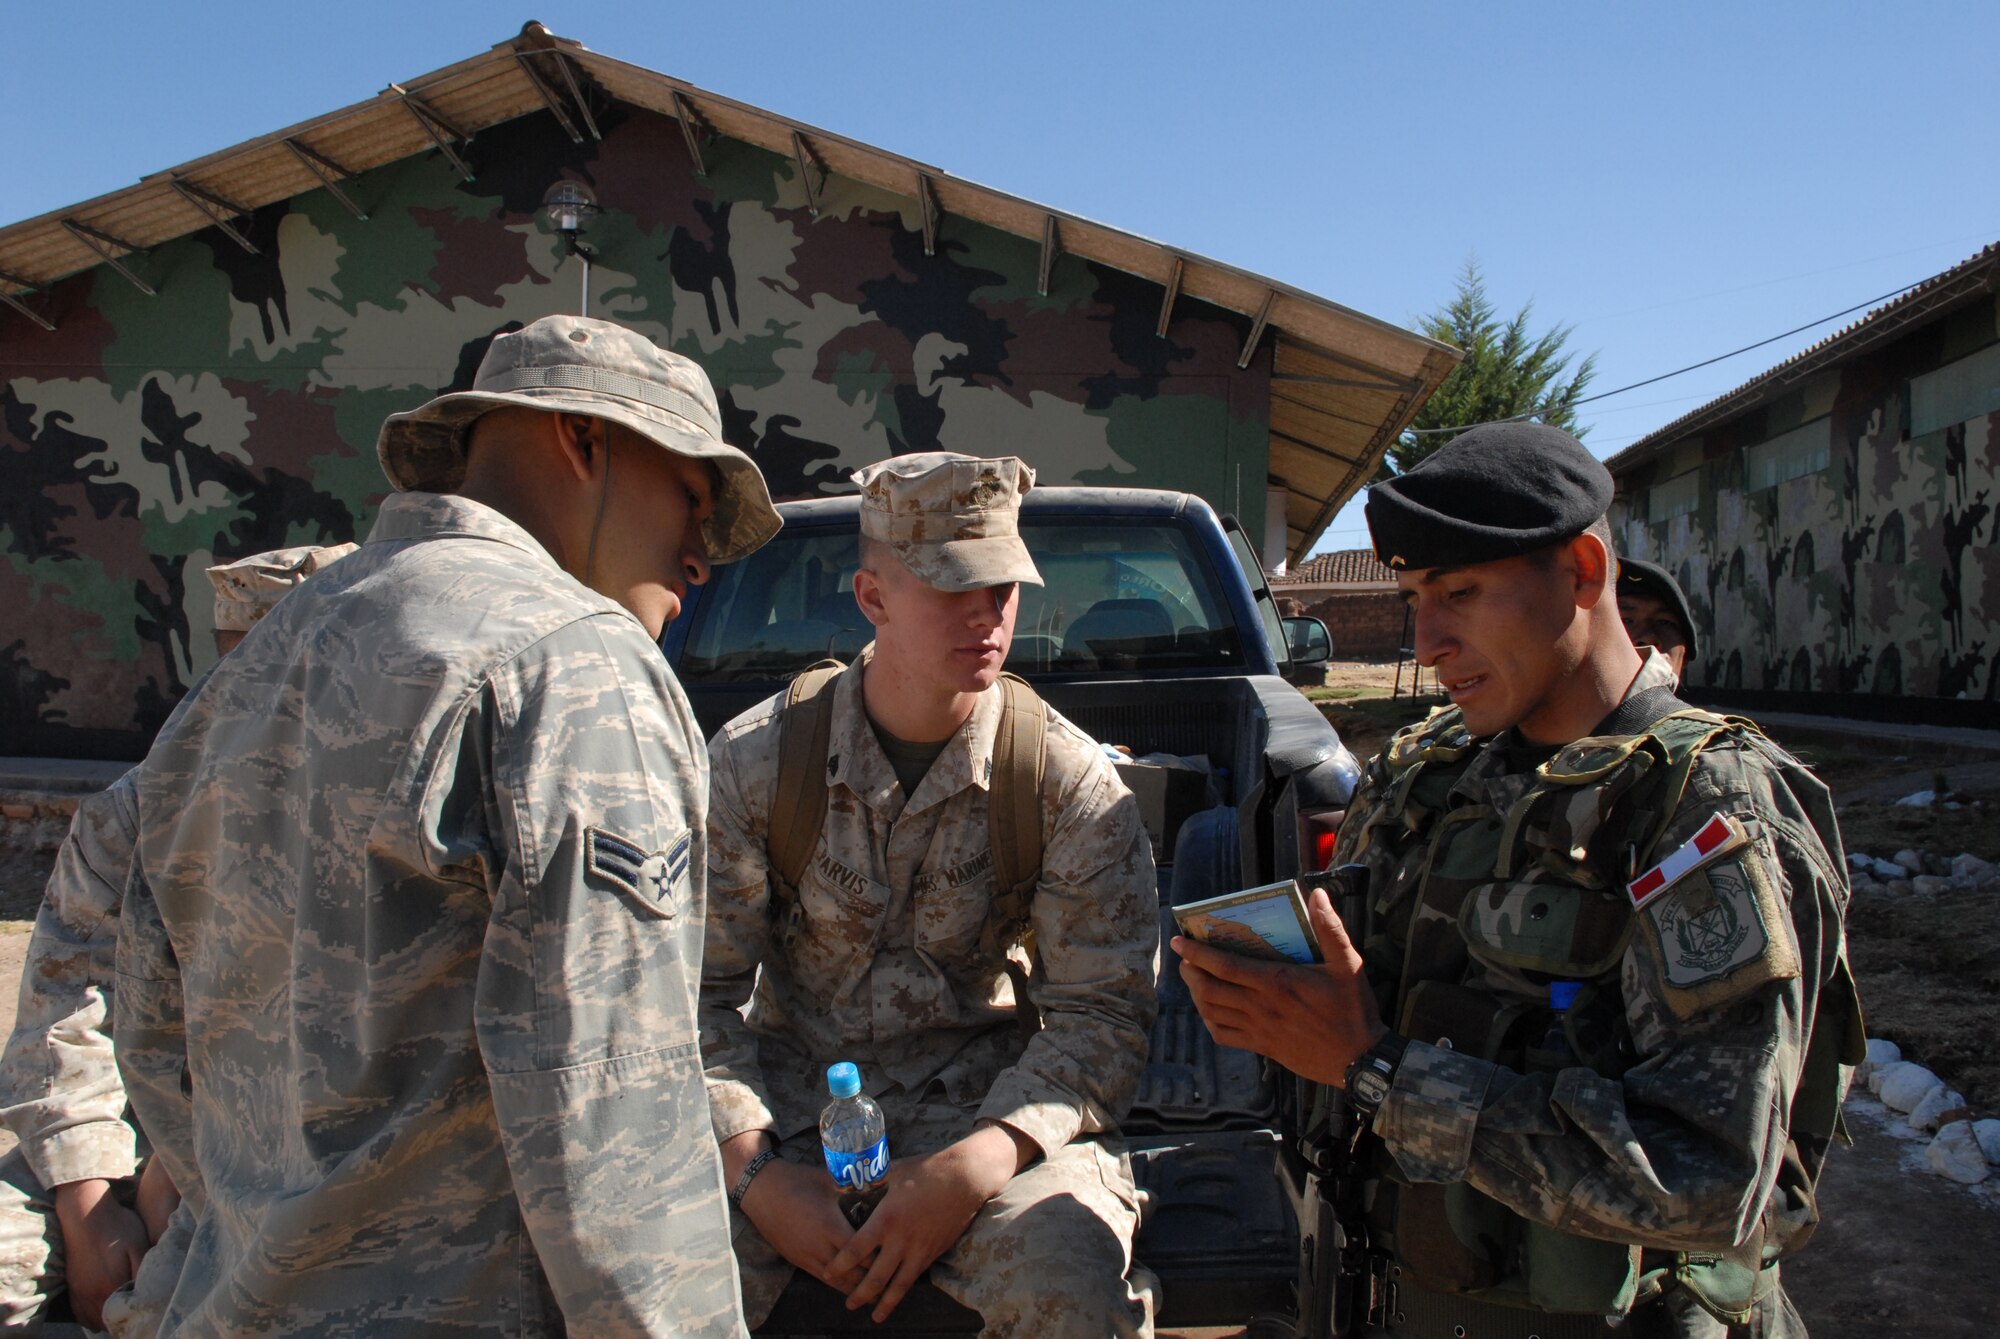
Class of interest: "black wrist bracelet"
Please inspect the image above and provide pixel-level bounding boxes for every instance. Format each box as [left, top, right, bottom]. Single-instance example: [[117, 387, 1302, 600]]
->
[[729, 1148, 779, 1208]]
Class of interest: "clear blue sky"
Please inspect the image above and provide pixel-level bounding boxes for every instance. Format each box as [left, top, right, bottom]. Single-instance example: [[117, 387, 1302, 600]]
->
[[8, 1, 1996, 556]]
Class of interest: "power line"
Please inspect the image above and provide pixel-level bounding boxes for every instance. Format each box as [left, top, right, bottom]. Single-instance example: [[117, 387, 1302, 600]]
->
[[1572, 229, 1997, 325], [1403, 273, 1933, 437]]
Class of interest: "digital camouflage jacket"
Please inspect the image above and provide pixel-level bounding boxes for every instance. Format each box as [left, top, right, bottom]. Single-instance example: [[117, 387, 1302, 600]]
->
[[117, 493, 745, 1338], [0, 768, 141, 1191]]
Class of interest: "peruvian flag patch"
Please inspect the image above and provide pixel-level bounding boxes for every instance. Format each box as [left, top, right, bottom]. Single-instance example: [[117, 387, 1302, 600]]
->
[[1628, 813, 1751, 909]]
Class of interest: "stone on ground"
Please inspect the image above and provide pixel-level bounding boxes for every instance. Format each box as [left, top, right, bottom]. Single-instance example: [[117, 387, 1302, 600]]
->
[[1858, 1037, 1902, 1085], [1909, 1085, 1968, 1133], [1928, 1122, 1991, 1184], [1975, 1119, 2000, 1166], [1875, 1062, 1943, 1112]]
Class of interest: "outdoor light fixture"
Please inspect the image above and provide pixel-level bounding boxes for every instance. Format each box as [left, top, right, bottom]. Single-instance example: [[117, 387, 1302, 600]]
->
[[541, 179, 602, 314]]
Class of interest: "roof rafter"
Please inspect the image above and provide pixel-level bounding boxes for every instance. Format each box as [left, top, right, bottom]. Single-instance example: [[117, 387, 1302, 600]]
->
[[671, 91, 712, 176], [283, 138, 368, 220], [0, 270, 55, 330], [513, 50, 586, 144], [1156, 257, 1184, 338], [791, 131, 827, 216], [391, 86, 475, 181], [59, 219, 154, 295], [1238, 290, 1276, 368], [170, 178, 259, 255], [546, 49, 602, 140], [916, 172, 940, 256]]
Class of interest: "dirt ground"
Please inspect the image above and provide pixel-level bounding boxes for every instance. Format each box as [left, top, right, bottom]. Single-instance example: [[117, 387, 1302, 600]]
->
[[1, 671, 1995, 1335]]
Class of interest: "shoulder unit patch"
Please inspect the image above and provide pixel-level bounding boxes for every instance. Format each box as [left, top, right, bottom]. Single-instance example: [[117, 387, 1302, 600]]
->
[[1637, 842, 1801, 1018]]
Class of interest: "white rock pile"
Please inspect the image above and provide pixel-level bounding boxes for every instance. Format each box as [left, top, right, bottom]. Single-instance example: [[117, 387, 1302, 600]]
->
[[1855, 1038, 1999, 1185], [1844, 845, 1998, 896]]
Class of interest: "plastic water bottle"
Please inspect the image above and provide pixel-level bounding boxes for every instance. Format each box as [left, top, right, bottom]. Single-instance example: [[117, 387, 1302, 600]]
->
[[1530, 980, 1582, 1072], [820, 1061, 890, 1225]]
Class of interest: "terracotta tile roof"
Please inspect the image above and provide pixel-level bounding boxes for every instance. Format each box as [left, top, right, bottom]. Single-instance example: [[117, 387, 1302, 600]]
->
[[1275, 548, 1393, 587]]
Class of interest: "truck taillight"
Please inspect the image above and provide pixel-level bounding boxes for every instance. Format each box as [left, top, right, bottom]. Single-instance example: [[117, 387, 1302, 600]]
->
[[1301, 809, 1345, 877]]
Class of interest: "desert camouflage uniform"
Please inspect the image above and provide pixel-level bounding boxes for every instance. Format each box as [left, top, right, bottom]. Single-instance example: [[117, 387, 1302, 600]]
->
[[0, 770, 141, 1331], [1342, 651, 1860, 1338], [114, 491, 744, 1338], [703, 651, 1160, 1336]]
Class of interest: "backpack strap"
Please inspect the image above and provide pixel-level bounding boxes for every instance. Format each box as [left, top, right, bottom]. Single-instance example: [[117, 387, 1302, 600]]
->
[[767, 664, 1051, 981], [768, 659, 846, 896], [989, 672, 1048, 903], [987, 673, 1049, 1038]]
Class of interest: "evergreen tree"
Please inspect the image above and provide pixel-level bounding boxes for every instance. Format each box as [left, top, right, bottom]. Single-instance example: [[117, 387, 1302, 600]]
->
[[1387, 260, 1597, 474]]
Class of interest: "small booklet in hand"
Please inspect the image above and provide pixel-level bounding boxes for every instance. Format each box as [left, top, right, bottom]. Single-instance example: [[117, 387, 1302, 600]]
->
[[1173, 879, 1322, 965]]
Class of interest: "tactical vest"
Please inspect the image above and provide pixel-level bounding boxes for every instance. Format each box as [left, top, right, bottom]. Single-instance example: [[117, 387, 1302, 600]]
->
[[1346, 704, 1864, 1325], [765, 660, 1050, 1029]]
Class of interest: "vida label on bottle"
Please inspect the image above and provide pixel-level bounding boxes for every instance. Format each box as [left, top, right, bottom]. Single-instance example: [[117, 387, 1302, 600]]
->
[[823, 1136, 889, 1189]]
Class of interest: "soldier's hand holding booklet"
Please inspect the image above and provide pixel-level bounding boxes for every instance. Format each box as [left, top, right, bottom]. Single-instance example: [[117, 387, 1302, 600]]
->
[[1171, 879, 1323, 965]]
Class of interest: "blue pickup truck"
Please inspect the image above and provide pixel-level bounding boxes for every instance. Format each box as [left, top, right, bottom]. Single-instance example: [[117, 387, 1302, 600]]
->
[[662, 485, 1359, 1334]]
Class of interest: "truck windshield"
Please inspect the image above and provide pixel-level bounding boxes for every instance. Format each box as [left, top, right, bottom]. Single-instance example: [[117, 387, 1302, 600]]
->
[[679, 519, 1244, 682]]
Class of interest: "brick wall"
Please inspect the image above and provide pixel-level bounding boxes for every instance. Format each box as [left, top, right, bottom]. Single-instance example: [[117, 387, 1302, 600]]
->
[[1305, 591, 1408, 658]]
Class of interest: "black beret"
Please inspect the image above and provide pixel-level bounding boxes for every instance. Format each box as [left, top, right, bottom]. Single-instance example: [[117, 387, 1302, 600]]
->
[[1616, 557, 1699, 662], [1365, 422, 1613, 571]]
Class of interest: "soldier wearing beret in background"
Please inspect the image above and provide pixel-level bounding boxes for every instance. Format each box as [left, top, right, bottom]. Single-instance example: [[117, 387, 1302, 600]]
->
[[1176, 422, 1862, 1338], [702, 451, 1160, 1337], [1618, 558, 1700, 682], [0, 542, 353, 1333], [116, 317, 780, 1337]]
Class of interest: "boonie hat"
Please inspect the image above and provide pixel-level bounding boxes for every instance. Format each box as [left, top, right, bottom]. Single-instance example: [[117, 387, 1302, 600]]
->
[[1617, 557, 1700, 663], [852, 452, 1043, 592], [1365, 421, 1612, 571], [207, 542, 358, 631], [375, 315, 781, 563]]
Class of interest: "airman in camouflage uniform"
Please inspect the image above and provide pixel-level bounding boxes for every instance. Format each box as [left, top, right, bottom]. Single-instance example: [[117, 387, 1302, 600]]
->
[[0, 542, 351, 1336], [703, 452, 1160, 1336], [113, 317, 780, 1337], [1177, 424, 1861, 1339]]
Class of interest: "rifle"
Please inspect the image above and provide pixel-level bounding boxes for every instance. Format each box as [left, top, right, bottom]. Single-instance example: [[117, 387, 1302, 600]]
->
[[1285, 863, 1377, 1338]]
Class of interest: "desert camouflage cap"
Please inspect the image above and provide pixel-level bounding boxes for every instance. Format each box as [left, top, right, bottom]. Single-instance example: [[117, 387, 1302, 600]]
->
[[852, 452, 1043, 591], [375, 315, 782, 563], [206, 542, 359, 631]]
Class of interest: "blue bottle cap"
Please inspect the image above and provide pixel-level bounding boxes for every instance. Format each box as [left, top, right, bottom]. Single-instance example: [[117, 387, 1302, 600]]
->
[[1549, 981, 1583, 1012], [826, 1061, 862, 1099]]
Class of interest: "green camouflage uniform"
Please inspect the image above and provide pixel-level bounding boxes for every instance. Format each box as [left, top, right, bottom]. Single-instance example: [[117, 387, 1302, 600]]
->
[[702, 650, 1160, 1337], [1343, 651, 1861, 1338], [114, 491, 746, 1338], [0, 769, 141, 1330]]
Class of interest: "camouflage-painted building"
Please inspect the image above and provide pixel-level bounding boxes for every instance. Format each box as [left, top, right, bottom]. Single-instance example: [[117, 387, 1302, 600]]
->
[[0, 25, 1456, 760], [1607, 242, 2000, 725]]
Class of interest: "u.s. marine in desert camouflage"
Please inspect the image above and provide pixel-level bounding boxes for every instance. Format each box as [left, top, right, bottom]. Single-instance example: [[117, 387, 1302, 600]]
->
[[113, 316, 779, 1337], [1178, 423, 1862, 1339], [703, 451, 1161, 1337], [0, 542, 353, 1334]]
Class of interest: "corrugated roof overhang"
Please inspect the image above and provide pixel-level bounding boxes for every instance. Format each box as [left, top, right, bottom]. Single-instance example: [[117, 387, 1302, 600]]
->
[[0, 24, 1458, 562], [1606, 241, 2000, 478]]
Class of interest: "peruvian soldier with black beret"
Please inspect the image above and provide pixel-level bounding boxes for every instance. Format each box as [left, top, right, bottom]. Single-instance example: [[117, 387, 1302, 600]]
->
[[1176, 422, 1862, 1338]]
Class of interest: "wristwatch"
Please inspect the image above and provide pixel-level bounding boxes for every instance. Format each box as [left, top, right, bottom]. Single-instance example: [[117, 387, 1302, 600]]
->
[[1342, 1031, 1408, 1120]]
